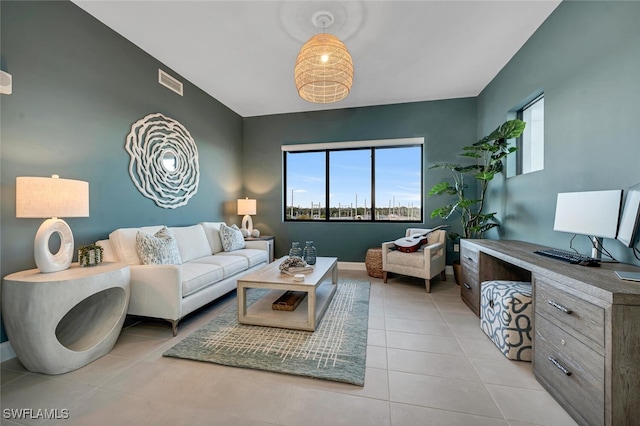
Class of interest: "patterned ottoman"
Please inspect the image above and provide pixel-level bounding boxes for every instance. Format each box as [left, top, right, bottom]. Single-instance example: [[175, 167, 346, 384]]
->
[[480, 280, 533, 361]]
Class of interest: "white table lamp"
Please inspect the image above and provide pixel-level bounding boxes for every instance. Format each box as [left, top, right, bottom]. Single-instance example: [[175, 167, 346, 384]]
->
[[237, 198, 256, 233], [16, 175, 89, 273]]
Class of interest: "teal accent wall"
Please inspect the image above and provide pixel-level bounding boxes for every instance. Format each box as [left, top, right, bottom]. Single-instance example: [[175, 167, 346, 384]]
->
[[0, 1, 244, 342], [477, 1, 640, 265], [2, 1, 639, 346], [242, 98, 477, 262]]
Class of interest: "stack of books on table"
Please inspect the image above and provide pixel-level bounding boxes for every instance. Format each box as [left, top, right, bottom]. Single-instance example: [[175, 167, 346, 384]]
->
[[281, 266, 314, 275]]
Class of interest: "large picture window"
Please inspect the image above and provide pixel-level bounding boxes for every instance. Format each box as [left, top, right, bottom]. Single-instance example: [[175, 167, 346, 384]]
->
[[283, 139, 423, 222]]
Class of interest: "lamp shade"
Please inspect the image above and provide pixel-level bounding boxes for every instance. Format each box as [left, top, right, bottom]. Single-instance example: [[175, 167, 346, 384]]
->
[[16, 176, 89, 218], [237, 198, 257, 216], [294, 33, 354, 104]]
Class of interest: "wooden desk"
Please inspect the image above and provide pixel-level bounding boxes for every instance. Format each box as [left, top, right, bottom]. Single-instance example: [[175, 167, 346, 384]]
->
[[461, 239, 640, 426]]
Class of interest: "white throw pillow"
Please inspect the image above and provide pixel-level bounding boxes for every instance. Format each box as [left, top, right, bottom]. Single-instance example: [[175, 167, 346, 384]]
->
[[136, 227, 183, 265], [219, 224, 246, 252]]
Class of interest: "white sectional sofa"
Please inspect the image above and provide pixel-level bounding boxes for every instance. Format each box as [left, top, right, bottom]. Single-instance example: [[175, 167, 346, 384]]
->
[[97, 222, 269, 335]]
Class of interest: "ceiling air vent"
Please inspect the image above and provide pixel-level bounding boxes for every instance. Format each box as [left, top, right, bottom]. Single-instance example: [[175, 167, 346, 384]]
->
[[158, 69, 183, 96]]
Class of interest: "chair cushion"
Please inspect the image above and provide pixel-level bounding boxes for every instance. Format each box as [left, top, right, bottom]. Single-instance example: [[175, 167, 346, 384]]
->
[[216, 248, 267, 267], [168, 225, 211, 262], [181, 263, 224, 297], [199, 222, 225, 254], [386, 250, 425, 269], [190, 255, 249, 277]]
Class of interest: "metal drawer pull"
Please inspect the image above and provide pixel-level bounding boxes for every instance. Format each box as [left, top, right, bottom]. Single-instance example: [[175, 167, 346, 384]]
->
[[548, 300, 573, 314], [463, 255, 475, 262], [548, 356, 572, 376], [463, 283, 472, 290]]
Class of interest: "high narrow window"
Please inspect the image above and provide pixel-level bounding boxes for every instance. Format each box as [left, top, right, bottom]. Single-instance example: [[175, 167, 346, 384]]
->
[[516, 94, 544, 175], [283, 139, 423, 222]]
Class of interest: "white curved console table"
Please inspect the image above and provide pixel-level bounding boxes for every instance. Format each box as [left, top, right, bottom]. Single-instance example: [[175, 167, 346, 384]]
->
[[2, 262, 130, 374]]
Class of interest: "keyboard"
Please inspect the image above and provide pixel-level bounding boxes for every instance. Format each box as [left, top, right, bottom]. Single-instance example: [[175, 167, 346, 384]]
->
[[534, 248, 601, 267]]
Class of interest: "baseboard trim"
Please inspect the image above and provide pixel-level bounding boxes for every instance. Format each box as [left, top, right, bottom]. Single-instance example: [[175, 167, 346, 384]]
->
[[338, 261, 366, 271], [1, 340, 16, 362]]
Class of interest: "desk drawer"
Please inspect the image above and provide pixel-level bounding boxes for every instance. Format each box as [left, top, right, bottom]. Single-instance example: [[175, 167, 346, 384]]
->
[[535, 277, 604, 348], [535, 315, 604, 426], [460, 240, 479, 265], [460, 262, 479, 316]]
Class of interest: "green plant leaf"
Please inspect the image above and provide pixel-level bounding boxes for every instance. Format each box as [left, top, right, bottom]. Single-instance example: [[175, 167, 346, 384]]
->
[[458, 165, 481, 173], [431, 205, 455, 219], [429, 162, 462, 170], [476, 222, 499, 235], [447, 232, 460, 241], [459, 151, 482, 159], [428, 181, 455, 196], [499, 119, 526, 139], [475, 171, 496, 181], [458, 198, 480, 208]]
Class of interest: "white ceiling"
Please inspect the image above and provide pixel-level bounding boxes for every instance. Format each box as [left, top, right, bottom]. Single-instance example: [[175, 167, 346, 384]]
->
[[72, 1, 561, 117]]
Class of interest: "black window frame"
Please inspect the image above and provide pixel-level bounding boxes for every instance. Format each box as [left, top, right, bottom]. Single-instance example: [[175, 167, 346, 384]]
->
[[283, 144, 423, 222]]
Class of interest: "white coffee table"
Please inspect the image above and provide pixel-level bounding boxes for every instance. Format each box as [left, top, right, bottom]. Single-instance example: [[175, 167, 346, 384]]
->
[[237, 256, 338, 331]]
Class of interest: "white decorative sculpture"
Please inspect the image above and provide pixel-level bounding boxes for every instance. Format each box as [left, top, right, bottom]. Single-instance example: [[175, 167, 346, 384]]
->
[[125, 113, 199, 209]]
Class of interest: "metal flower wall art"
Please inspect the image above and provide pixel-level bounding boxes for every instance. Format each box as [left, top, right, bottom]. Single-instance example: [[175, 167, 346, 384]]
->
[[125, 113, 200, 209]]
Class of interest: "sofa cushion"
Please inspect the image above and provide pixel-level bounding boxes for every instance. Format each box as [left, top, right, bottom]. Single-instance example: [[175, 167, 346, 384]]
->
[[110, 225, 164, 264], [181, 263, 224, 297], [199, 222, 225, 254], [136, 227, 183, 265], [220, 224, 246, 252], [169, 225, 211, 262], [190, 255, 249, 277], [386, 250, 425, 269], [217, 249, 268, 268]]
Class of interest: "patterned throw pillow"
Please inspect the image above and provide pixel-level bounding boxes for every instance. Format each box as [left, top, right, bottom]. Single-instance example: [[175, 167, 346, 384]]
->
[[219, 223, 246, 252], [136, 227, 183, 265]]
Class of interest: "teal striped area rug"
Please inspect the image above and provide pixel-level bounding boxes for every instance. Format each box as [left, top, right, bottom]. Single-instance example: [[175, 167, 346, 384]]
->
[[163, 279, 370, 386]]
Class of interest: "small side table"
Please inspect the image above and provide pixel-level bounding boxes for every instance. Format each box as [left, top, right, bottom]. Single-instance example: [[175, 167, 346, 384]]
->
[[365, 247, 384, 278], [2, 262, 130, 374], [245, 235, 275, 263]]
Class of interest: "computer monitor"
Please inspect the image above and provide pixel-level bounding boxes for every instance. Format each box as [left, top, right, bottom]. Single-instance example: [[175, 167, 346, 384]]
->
[[616, 183, 640, 248], [554, 189, 623, 258]]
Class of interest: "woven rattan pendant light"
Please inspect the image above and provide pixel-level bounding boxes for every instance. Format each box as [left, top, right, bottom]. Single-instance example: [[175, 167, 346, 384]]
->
[[294, 12, 353, 103]]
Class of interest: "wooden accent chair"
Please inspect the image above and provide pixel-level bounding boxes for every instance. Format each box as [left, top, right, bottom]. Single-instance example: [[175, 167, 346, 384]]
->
[[381, 228, 447, 292]]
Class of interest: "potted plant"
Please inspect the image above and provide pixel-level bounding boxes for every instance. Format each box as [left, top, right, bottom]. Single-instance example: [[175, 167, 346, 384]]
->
[[428, 119, 525, 283]]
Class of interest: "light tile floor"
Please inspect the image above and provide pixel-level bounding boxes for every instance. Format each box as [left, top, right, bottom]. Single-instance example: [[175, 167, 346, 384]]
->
[[1, 269, 578, 426]]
